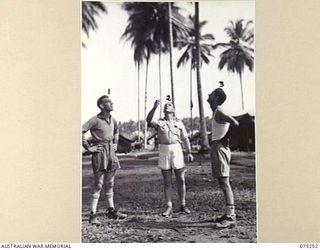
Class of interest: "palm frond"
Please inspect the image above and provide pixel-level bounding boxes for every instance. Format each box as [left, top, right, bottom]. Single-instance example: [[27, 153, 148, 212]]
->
[[176, 14, 215, 68], [82, 2, 107, 37], [212, 42, 230, 50], [218, 43, 254, 74], [122, 2, 188, 64], [201, 54, 210, 64], [177, 46, 191, 68], [243, 45, 254, 53], [244, 20, 253, 32], [201, 33, 215, 41]]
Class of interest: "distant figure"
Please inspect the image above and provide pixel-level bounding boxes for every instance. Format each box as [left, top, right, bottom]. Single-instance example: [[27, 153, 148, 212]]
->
[[207, 88, 239, 229], [82, 95, 127, 225], [147, 100, 193, 217]]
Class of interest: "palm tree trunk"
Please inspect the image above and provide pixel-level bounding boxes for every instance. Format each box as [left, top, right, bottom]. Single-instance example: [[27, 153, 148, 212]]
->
[[239, 72, 245, 110], [195, 2, 209, 152], [159, 51, 162, 116], [190, 62, 193, 136], [137, 63, 141, 141], [144, 59, 149, 149], [168, 2, 175, 106]]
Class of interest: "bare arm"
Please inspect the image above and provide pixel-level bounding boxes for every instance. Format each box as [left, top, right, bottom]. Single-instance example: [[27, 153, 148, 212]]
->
[[82, 132, 90, 150], [180, 122, 193, 162], [113, 118, 119, 145], [113, 118, 119, 151], [82, 118, 103, 153], [147, 100, 160, 128], [82, 120, 92, 150], [180, 124, 191, 153]]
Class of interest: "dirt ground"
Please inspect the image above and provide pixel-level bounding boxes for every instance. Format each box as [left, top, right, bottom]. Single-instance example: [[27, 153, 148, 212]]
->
[[81, 152, 256, 243]]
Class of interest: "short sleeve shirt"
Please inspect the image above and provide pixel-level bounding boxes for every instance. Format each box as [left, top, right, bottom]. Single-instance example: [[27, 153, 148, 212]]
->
[[151, 118, 188, 144], [82, 114, 118, 143]]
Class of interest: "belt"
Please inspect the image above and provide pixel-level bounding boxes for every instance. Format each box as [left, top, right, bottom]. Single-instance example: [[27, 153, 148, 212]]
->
[[212, 137, 229, 146], [91, 140, 113, 146], [212, 139, 222, 143], [159, 142, 180, 145]]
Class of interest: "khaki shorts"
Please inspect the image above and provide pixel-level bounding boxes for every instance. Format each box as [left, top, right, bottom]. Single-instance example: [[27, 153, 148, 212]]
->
[[91, 143, 120, 173], [210, 141, 231, 177], [158, 144, 185, 170]]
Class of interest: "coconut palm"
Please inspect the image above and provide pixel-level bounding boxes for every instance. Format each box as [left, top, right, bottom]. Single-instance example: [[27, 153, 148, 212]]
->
[[121, 3, 186, 148], [81, 1, 107, 47], [217, 19, 254, 110], [176, 15, 215, 135], [121, 3, 158, 148], [123, 2, 186, 109], [194, 2, 210, 152], [142, 40, 157, 148], [177, 15, 215, 69]]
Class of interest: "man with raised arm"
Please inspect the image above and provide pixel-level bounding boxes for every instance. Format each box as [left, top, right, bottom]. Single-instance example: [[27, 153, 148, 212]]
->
[[207, 88, 239, 228], [147, 100, 193, 217]]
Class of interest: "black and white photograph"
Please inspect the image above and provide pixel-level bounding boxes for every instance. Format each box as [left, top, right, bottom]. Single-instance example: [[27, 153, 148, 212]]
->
[[81, 1, 255, 243]]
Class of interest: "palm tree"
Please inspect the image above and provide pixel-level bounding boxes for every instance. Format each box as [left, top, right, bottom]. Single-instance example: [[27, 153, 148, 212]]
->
[[142, 40, 156, 148], [121, 3, 158, 148], [176, 14, 215, 135], [81, 1, 107, 47], [121, 3, 186, 148], [168, 2, 175, 106], [194, 2, 210, 152], [217, 19, 254, 110]]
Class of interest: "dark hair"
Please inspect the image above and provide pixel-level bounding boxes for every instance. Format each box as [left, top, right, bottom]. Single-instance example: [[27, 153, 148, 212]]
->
[[214, 88, 227, 105], [97, 95, 109, 108]]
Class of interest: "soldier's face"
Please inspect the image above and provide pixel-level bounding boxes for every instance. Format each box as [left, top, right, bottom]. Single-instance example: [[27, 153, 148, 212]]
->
[[164, 103, 175, 113], [207, 91, 218, 109], [100, 98, 113, 111]]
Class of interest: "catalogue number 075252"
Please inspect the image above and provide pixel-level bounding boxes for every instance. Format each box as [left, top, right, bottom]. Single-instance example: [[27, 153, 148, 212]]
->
[[300, 244, 319, 249]]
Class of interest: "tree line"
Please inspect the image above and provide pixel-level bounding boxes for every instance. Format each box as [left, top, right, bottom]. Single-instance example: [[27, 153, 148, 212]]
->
[[119, 117, 211, 137], [82, 2, 254, 152]]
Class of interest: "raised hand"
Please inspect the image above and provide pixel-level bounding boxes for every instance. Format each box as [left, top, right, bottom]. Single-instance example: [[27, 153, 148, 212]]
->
[[153, 100, 160, 109]]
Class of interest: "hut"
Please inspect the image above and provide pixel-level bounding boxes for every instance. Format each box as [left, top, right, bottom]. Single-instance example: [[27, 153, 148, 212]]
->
[[189, 113, 255, 152], [229, 113, 255, 152]]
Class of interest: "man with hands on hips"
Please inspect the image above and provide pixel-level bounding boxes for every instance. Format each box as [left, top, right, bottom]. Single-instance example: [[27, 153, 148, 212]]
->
[[82, 95, 127, 225]]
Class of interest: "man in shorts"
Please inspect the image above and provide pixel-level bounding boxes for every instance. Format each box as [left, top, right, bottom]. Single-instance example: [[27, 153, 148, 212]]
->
[[207, 88, 239, 228], [147, 100, 194, 217], [82, 95, 127, 225]]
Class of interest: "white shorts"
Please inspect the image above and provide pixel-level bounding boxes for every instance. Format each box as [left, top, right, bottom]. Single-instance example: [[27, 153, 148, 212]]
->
[[158, 144, 185, 170]]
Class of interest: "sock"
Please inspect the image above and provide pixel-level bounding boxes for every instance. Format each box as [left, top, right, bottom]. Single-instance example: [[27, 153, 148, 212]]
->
[[180, 199, 186, 207], [226, 205, 236, 218], [106, 192, 114, 209], [90, 198, 99, 214]]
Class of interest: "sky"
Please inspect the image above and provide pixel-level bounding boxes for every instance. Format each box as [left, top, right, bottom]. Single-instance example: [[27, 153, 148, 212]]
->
[[81, 1, 255, 123]]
